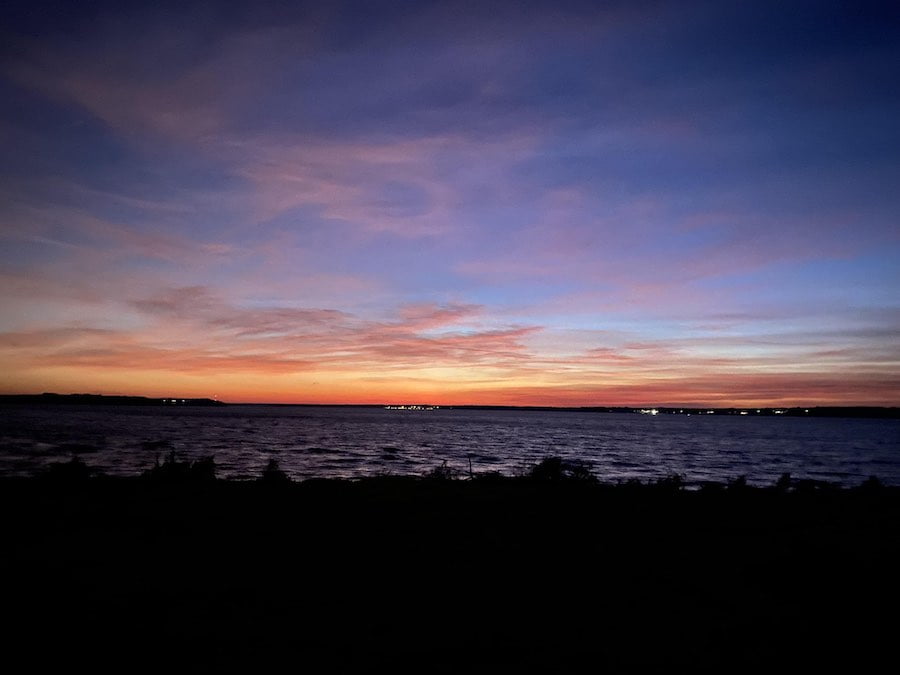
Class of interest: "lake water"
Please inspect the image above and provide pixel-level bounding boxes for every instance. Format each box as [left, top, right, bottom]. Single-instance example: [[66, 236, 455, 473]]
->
[[1, 404, 898, 486]]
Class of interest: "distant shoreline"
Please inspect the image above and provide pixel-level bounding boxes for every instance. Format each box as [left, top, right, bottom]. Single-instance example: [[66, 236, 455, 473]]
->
[[2, 392, 898, 418], [0, 393, 224, 407]]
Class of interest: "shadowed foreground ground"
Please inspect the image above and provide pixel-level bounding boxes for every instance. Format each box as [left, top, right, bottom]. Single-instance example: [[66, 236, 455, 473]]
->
[[2, 471, 898, 672]]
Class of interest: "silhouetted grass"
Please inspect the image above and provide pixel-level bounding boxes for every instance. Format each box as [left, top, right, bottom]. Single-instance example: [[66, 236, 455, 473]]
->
[[2, 456, 898, 671], [30, 453, 897, 494]]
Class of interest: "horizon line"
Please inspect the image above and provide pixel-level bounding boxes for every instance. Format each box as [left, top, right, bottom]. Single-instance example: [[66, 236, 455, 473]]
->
[[2, 392, 898, 411]]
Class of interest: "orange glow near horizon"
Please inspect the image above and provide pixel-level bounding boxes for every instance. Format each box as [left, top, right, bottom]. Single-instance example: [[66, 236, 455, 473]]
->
[[4, 361, 898, 408], [2, 291, 897, 407]]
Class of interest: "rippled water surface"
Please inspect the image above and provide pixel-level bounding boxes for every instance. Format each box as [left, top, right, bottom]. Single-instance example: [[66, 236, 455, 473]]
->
[[1, 404, 898, 485]]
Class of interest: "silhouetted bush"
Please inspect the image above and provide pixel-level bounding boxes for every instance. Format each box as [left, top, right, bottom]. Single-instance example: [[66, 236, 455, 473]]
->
[[857, 475, 884, 492], [651, 473, 685, 491], [529, 456, 563, 480], [190, 456, 217, 481], [795, 478, 838, 493], [528, 456, 596, 482], [143, 451, 217, 482], [471, 470, 505, 482], [727, 475, 748, 491], [41, 456, 93, 481], [260, 458, 290, 483], [618, 477, 645, 490], [568, 462, 598, 483], [774, 473, 793, 493], [423, 460, 455, 480]]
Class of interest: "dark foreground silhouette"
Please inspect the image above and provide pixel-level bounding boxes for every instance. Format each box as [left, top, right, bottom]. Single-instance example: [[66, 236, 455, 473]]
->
[[2, 457, 898, 672]]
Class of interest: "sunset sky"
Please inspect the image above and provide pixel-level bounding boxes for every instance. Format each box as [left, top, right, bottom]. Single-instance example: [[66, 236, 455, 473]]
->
[[1, 0, 898, 406]]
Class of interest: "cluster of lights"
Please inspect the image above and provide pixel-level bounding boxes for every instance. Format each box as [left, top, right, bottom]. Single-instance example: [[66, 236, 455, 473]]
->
[[384, 405, 440, 410]]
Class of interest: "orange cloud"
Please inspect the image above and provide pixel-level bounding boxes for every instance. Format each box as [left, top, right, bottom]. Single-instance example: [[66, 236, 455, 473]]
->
[[3, 283, 897, 406]]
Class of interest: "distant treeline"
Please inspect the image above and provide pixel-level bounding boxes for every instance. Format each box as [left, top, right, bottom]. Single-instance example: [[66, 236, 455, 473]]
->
[[0, 393, 225, 407]]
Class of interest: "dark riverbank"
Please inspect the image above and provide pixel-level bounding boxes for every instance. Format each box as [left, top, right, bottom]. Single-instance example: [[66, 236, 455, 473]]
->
[[3, 469, 898, 671]]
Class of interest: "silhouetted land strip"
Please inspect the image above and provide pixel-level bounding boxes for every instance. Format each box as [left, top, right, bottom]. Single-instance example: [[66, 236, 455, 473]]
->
[[0, 392, 225, 406], [4, 393, 897, 418], [3, 458, 898, 670]]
